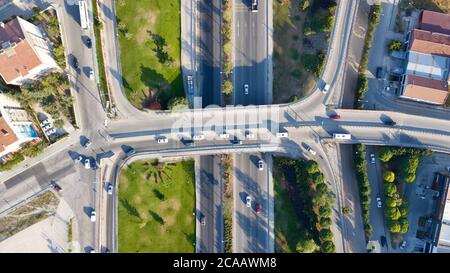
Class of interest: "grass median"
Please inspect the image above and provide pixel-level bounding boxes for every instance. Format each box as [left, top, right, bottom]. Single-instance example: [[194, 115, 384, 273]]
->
[[115, 0, 184, 109], [118, 159, 195, 253]]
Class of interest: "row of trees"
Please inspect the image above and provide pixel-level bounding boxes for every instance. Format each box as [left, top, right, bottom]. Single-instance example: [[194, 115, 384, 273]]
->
[[287, 159, 336, 253], [353, 144, 373, 240], [222, 0, 233, 98], [382, 171, 409, 233], [222, 154, 233, 253], [378, 147, 432, 183], [303, 0, 337, 36], [353, 2, 382, 109]]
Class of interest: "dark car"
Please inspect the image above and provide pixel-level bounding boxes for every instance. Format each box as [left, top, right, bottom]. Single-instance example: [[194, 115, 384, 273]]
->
[[380, 236, 387, 247], [383, 119, 396, 126], [86, 37, 92, 48], [51, 180, 62, 192], [200, 214, 206, 226], [71, 56, 79, 69], [376, 67, 385, 79], [182, 138, 195, 147], [231, 139, 242, 145]]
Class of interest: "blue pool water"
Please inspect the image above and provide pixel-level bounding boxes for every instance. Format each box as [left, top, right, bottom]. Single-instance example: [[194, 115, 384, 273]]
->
[[13, 125, 38, 138]]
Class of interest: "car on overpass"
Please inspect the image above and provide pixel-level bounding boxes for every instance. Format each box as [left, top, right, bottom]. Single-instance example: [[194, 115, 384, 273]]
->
[[276, 132, 288, 138], [157, 136, 168, 143], [329, 114, 341, 120], [322, 83, 330, 93], [231, 139, 242, 145], [306, 146, 316, 155], [193, 134, 205, 141], [219, 133, 230, 139]]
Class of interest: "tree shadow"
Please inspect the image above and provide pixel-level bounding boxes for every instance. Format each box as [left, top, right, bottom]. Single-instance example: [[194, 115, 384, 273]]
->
[[119, 198, 141, 220], [153, 189, 166, 201], [148, 210, 164, 225]]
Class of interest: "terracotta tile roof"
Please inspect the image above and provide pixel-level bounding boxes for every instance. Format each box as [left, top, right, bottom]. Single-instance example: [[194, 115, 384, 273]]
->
[[0, 18, 42, 83], [402, 74, 449, 105], [409, 29, 450, 57], [420, 10, 450, 35], [0, 116, 18, 153]]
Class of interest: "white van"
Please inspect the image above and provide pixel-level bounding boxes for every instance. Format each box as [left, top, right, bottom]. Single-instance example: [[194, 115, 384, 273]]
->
[[333, 133, 351, 140], [276, 132, 289, 138]]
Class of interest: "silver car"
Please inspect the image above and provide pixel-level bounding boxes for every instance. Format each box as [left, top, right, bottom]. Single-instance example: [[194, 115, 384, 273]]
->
[[244, 84, 249, 95], [246, 195, 252, 208]]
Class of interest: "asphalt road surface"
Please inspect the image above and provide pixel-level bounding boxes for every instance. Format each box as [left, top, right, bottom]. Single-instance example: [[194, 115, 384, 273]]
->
[[197, 155, 223, 253]]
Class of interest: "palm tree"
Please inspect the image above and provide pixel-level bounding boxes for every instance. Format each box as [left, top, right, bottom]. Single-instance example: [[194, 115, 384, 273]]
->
[[143, 159, 175, 186]]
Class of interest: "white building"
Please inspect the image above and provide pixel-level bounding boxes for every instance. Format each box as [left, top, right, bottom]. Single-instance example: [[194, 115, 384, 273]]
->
[[0, 94, 39, 161], [0, 16, 59, 85]]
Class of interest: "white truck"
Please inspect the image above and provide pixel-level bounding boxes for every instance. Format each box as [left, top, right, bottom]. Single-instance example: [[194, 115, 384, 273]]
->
[[333, 133, 352, 140], [79, 0, 89, 30]]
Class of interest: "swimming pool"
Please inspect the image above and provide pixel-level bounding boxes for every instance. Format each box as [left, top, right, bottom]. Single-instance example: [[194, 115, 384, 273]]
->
[[13, 125, 38, 138]]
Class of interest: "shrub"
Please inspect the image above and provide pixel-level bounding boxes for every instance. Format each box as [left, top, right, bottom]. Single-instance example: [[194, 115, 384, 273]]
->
[[388, 40, 403, 51], [319, 229, 333, 242], [321, 240, 335, 253], [296, 237, 318, 253], [379, 148, 394, 162], [383, 171, 395, 183], [319, 217, 332, 229], [222, 79, 233, 96], [384, 183, 397, 197], [167, 97, 188, 111]]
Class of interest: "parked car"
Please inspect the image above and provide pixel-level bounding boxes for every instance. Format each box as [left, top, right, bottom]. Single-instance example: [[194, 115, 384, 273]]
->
[[90, 210, 96, 222], [187, 75, 193, 94], [86, 37, 92, 48], [42, 124, 52, 131], [370, 153, 376, 164], [244, 84, 249, 95], [322, 83, 330, 93], [376, 197, 382, 208], [446, 166, 450, 172], [255, 202, 262, 213], [246, 195, 252, 208], [46, 129, 56, 135], [399, 240, 407, 250], [380, 236, 387, 247], [76, 155, 83, 162], [376, 67, 385, 79], [84, 158, 91, 169], [306, 146, 316, 155], [182, 138, 195, 147], [219, 133, 230, 139], [89, 69, 94, 80], [200, 214, 206, 226], [84, 139, 91, 148], [107, 183, 113, 195], [258, 160, 264, 171], [329, 114, 341, 120], [40, 119, 51, 126], [71, 56, 79, 69]]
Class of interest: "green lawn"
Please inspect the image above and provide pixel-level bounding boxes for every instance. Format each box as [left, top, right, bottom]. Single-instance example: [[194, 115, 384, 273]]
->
[[115, 0, 184, 109], [118, 159, 195, 253], [273, 160, 305, 253]]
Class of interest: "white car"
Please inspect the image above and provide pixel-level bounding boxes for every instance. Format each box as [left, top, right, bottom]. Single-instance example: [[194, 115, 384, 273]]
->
[[84, 139, 91, 148], [370, 153, 376, 164], [193, 134, 204, 141], [322, 83, 330, 93], [258, 160, 264, 171], [46, 129, 56, 135], [245, 132, 255, 139], [76, 155, 83, 162], [219, 133, 230, 139], [42, 124, 52, 131], [244, 84, 249, 95], [246, 195, 252, 208], [276, 132, 288, 138], [399, 240, 406, 250], [89, 69, 94, 80], [84, 158, 91, 169], [376, 197, 382, 208], [157, 137, 168, 143], [447, 166, 450, 172], [40, 119, 50, 126], [90, 210, 96, 222], [107, 183, 113, 195], [306, 147, 316, 155]]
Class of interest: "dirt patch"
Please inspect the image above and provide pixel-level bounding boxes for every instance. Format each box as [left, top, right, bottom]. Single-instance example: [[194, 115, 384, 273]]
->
[[159, 199, 181, 212], [134, 195, 142, 205], [164, 215, 175, 227], [135, 9, 159, 45], [273, 0, 331, 103], [0, 191, 59, 242]]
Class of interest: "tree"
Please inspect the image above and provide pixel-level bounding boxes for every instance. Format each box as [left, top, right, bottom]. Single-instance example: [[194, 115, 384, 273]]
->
[[296, 238, 318, 253], [222, 79, 233, 95], [342, 206, 351, 215], [388, 40, 403, 51], [315, 183, 329, 196], [379, 148, 394, 162], [399, 218, 409, 233], [384, 183, 397, 197], [399, 205, 408, 218], [167, 97, 188, 111], [299, 0, 310, 11], [388, 220, 401, 233], [383, 171, 395, 183], [321, 241, 335, 253], [319, 217, 332, 229], [306, 160, 319, 174], [311, 172, 325, 184], [319, 229, 333, 242], [385, 197, 397, 208], [385, 207, 401, 221], [404, 173, 416, 183], [319, 206, 332, 218]]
